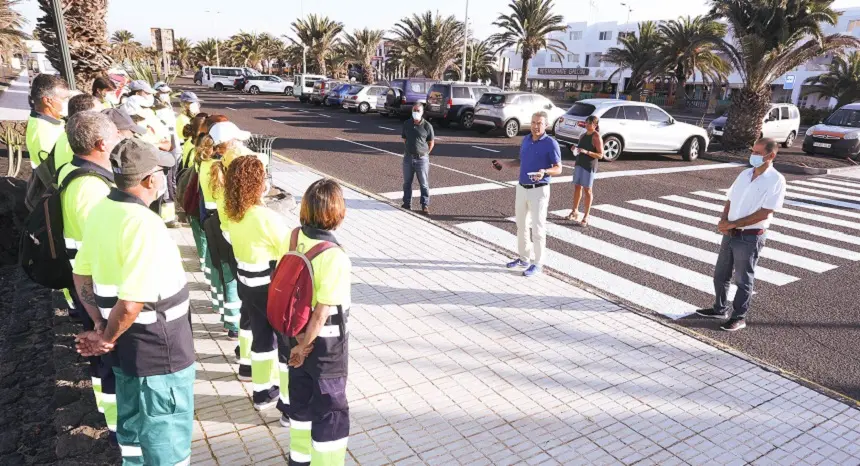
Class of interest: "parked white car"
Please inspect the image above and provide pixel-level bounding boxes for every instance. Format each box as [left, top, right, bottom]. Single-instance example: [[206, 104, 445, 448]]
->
[[343, 85, 389, 113], [244, 75, 295, 95], [472, 92, 566, 138], [554, 99, 709, 161], [709, 103, 800, 148], [294, 74, 326, 103], [199, 66, 258, 91]]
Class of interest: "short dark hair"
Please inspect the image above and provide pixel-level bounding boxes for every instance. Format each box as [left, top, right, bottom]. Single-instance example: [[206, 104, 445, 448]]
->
[[68, 94, 98, 117], [755, 137, 779, 155], [92, 76, 116, 94], [300, 179, 346, 230], [30, 74, 68, 103]]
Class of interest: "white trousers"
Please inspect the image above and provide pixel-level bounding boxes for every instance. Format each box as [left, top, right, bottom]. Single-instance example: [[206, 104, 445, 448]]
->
[[515, 184, 550, 266]]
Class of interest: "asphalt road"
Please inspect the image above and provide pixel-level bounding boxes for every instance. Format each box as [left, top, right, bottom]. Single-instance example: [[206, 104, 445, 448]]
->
[[183, 79, 860, 403]]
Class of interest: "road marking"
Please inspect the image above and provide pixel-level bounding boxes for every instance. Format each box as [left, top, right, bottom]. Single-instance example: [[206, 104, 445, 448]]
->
[[347, 120, 360, 124], [298, 110, 309, 113], [281, 106, 291, 110], [549, 209, 797, 286], [690, 191, 860, 230], [316, 113, 331, 118], [503, 217, 736, 299], [593, 204, 835, 272], [267, 118, 284, 124], [792, 180, 860, 195], [595, 163, 742, 179], [264, 102, 272, 106], [629, 199, 860, 260], [379, 126, 396, 131], [456, 221, 697, 319], [334, 137, 511, 186], [720, 188, 860, 212], [472, 146, 501, 153], [382, 182, 508, 199], [809, 177, 860, 189], [787, 185, 860, 202], [226, 107, 237, 111], [237, 96, 248, 100]]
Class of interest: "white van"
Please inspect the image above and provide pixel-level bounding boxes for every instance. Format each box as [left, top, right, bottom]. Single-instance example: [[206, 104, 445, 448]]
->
[[200, 66, 259, 91], [293, 74, 326, 102], [709, 103, 801, 148]]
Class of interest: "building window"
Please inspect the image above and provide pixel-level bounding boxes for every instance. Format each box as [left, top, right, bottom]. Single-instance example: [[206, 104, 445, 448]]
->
[[567, 53, 579, 64], [569, 31, 583, 40], [599, 31, 612, 40], [550, 55, 562, 63]]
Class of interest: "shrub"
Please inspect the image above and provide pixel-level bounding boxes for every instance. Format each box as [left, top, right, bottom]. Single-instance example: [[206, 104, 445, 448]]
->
[[799, 107, 832, 126]]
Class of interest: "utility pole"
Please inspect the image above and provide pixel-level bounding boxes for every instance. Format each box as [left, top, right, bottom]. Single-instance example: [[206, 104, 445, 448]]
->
[[50, 0, 75, 90], [302, 45, 307, 74], [617, 2, 633, 98], [205, 10, 221, 66], [461, 0, 469, 82]]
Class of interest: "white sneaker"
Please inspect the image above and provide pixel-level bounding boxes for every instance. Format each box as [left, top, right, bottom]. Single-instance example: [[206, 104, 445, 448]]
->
[[253, 398, 278, 411], [279, 415, 290, 428]]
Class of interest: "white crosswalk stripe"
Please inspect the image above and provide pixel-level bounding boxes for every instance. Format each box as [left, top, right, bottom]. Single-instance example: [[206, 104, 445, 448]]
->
[[787, 185, 860, 203], [808, 177, 860, 189], [792, 180, 860, 195], [456, 177, 857, 321]]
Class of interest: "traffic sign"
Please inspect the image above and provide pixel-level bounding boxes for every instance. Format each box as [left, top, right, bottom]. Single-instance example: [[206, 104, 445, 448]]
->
[[783, 75, 795, 90]]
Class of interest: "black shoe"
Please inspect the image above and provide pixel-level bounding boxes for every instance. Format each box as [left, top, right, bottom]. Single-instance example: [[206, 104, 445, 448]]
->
[[234, 345, 240, 359], [695, 308, 729, 319], [226, 330, 239, 341], [421, 206, 430, 216], [401, 203, 411, 210], [721, 318, 746, 332]]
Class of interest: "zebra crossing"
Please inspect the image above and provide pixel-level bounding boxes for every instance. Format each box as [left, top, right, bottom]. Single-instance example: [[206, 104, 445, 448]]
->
[[456, 174, 860, 320]]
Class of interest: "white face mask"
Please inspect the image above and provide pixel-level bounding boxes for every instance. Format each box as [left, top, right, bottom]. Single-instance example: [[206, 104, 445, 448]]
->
[[188, 102, 200, 115], [154, 170, 168, 198], [158, 93, 171, 104], [105, 92, 119, 105], [140, 94, 155, 108], [412, 111, 423, 121], [60, 99, 69, 117]]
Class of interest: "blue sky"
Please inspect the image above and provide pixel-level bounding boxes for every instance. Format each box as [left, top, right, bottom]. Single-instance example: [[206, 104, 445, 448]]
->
[[16, 0, 860, 45]]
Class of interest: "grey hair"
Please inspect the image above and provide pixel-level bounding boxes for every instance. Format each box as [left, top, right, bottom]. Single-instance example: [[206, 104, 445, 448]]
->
[[30, 74, 68, 103], [532, 111, 549, 123], [66, 112, 118, 155], [755, 137, 779, 155]]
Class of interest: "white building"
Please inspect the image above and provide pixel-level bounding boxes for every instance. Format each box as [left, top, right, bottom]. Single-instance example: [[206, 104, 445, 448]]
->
[[524, 7, 860, 109]]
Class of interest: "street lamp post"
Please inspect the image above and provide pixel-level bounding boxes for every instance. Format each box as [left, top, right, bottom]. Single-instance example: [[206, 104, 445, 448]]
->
[[616, 2, 633, 98], [461, 0, 469, 82], [302, 45, 307, 74], [50, 0, 75, 90], [205, 10, 221, 66]]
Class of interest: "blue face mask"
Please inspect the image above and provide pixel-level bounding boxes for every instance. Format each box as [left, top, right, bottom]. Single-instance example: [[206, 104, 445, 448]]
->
[[749, 154, 765, 167]]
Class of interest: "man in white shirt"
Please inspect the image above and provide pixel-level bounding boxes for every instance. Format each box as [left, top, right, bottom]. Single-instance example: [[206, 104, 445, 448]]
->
[[696, 138, 786, 331]]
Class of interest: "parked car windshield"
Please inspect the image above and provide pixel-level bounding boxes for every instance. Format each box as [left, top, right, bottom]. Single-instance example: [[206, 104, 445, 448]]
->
[[347, 85, 363, 94], [478, 94, 505, 105], [824, 109, 860, 128], [391, 80, 406, 90], [566, 103, 596, 117]]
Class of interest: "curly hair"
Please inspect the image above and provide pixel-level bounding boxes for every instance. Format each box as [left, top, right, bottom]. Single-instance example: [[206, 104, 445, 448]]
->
[[225, 156, 265, 223], [182, 112, 209, 141]]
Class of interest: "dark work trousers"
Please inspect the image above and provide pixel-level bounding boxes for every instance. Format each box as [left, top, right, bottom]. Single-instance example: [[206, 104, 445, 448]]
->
[[243, 287, 290, 415], [70, 290, 117, 435], [712, 233, 766, 319], [287, 367, 350, 466], [402, 155, 430, 208]]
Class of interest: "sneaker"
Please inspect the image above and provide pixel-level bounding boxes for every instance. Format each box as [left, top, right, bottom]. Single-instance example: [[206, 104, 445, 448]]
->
[[279, 414, 290, 428], [226, 330, 239, 341], [253, 397, 278, 411], [421, 206, 430, 216], [523, 265, 542, 277], [401, 203, 411, 210], [695, 308, 729, 319], [166, 220, 180, 229], [721, 318, 746, 332], [506, 258, 528, 268], [234, 345, 240, 360], [237, 364, 252, 382]]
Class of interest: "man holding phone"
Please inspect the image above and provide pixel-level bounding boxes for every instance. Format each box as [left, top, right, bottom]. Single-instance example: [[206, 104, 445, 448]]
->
[[493, 111, 563, 277]]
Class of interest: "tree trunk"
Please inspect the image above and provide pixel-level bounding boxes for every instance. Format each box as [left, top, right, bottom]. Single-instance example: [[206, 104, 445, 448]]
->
[[317, 55, 326, 76], [363, 60, 374, 84], [673, 78, 686, 110], [519, 55, 530, 90], [722, 86, 772, 151]]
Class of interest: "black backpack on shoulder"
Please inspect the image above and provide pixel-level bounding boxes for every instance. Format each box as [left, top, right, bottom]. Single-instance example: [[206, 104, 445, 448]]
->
[[19, 167, 111, 289]]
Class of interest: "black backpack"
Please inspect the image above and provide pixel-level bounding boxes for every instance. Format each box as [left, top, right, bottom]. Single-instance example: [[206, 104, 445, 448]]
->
[[19, 167, 111, 289], [24, 145, 59, 212]]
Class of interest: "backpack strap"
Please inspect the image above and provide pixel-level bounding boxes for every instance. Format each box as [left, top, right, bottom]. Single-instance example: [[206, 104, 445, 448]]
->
[[304, 241, 339, 261], [58, 167, 112, 192], [289, 227, 300, 252]]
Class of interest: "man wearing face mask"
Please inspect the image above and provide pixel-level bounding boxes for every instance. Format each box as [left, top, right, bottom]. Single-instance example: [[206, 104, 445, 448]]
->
[[92, 77, 118, 110], [153, 82, 182, 227], [26, 74, 70, 173], [696, 138, 786, 332], [176, 91, 202, 145], [401, 102, 434, 216], [123, 81, 171, 151], [72, 138, 195, 466]]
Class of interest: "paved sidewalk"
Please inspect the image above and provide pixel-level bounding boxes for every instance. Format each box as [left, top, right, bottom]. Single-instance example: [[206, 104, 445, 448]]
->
[[178, 161, 860, 465], [0, 70, 30, 121]]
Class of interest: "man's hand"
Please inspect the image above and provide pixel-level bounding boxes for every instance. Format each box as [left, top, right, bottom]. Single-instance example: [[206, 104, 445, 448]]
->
[[717, 219, 735, 234], [94, 319, 106, 335], [289, 345, 307, 368], [75, 331, 114, 356]]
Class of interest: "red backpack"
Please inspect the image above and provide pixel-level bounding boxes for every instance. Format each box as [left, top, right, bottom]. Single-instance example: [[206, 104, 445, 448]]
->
[[267, 228, 339, 337]]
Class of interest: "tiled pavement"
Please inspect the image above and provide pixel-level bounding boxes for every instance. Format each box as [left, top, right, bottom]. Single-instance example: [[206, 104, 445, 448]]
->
[[174, 162, 860, 466]]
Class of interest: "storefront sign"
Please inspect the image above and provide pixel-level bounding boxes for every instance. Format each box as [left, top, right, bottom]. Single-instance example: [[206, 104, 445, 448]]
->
[[537, 67, 589, 76]]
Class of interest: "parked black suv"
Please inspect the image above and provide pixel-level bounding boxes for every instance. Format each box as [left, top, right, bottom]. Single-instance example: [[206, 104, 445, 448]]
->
[[425, 82, 502, 129]]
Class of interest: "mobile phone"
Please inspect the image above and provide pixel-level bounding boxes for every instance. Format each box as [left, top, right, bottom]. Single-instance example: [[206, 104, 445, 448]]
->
[[492, 160, 502, 171]]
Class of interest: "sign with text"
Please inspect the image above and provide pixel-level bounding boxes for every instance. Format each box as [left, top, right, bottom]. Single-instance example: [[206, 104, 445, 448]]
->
[[537, 67, 589, 76], [783, 75, 795, 90], [150, 28, 175, 52]]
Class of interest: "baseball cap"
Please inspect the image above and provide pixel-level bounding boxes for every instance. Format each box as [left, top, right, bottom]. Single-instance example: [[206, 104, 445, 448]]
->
[[112, 138, 175, 179], [179, 91, 201, 103], [154, 81, 171, 93], [209, 122, 251, 144], [102, 107, 146, 135], [128, 80, 155, 94], [121, 95, 145, 116]]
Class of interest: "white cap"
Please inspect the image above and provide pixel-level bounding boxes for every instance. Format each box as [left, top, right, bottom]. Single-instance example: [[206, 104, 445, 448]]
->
[[121, 95, 145, 116], [209, 122, 251, 144]]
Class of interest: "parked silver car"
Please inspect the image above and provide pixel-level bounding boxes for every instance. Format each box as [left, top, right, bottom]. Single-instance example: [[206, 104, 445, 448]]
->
[[472, 92, 566, 138], [344, 85, 389, 113]]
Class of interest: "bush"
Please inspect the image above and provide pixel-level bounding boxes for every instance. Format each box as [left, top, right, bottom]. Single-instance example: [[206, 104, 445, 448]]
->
[[799, 107, 832, 126]]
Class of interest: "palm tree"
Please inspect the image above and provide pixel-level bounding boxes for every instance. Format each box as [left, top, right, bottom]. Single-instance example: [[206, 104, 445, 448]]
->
[[710, 0, 860, 149], [488, 0, 568, 89], [36, 0, 113, 91], [289, 14, 344, 75], [658, 16, 730, 110], [228, 31, 268, 70], [603, 21, 662, 93], [109, 29, 142, 63], [0, 0, 27, 61], [192, 38, 220, 66], [803, 51, 860, 110], [326, 44, 349, 80], [172, 37, 192, 74], [342, 28, 384, 84], [464, 39, 497, 82], [390, 11, 465, 79]]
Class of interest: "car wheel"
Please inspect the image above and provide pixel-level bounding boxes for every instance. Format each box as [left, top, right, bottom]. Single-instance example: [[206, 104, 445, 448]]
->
[[460, 111, 474, 130], [250, 86, 260, 95], [359, 102, 370, 114], [603, 136, 623, 162], [476, 126, 492, 134], [504, 119, 520, 138], [681, 136, 703, 161], [285, 87, 293, 96], [783, 131, 796, 148], [214, 83, 224, 91]]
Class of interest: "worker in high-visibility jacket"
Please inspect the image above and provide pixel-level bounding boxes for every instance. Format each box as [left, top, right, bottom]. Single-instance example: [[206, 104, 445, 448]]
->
[[176, 91, 202, 145], [153, 82, 181, 227], [92, 76, 118, 110]]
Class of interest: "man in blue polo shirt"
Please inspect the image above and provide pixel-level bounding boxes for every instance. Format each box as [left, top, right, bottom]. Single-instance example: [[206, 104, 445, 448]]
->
[[494, 111, 562, 277]]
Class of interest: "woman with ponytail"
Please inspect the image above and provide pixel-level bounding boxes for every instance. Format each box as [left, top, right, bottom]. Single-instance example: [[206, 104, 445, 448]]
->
[[224, 155, 291, 415], [567, 114, 603, 227]]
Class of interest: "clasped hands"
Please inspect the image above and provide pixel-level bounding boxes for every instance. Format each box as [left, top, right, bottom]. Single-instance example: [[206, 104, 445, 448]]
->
[[75, 320, 114, 357]]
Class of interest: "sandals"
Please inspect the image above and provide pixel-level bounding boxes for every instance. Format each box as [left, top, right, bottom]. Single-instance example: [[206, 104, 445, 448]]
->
[[565, 211, 581, 222]]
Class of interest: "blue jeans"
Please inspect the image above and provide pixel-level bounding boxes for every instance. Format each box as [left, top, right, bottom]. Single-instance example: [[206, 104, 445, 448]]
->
[[402, 156, 430, 208], [573, 166, 596, 188], [712, 233, 766, 319]]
